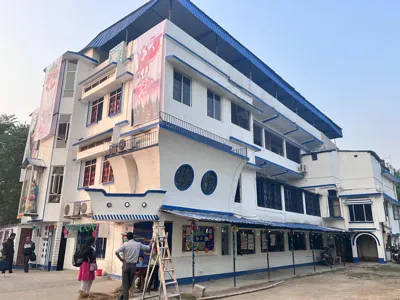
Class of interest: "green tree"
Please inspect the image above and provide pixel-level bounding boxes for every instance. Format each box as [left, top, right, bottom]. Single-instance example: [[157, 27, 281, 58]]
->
[[0, 114, 29, 225], [395, 169, 400, 200]]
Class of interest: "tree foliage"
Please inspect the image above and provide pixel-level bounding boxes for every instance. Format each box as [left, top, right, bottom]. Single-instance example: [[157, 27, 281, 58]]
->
[[0, 114, 29, 225]]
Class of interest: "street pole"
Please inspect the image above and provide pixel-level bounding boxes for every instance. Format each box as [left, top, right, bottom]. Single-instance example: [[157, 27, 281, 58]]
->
[[311, 231, 316, 272], [291, 230, 296, 276], [232, 228, 237, 287]]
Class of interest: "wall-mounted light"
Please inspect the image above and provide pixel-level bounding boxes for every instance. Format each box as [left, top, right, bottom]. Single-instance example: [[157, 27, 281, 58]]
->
[[124, 202, 130, 208], [142, 202, 147, 208]]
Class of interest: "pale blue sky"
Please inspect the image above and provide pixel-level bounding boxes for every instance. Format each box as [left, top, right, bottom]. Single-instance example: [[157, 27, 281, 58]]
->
[[0, 1, 399, 166]]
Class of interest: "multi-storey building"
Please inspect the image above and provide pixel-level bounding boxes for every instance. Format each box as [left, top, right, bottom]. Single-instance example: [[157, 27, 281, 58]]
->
[[17, 0, 398, 283]]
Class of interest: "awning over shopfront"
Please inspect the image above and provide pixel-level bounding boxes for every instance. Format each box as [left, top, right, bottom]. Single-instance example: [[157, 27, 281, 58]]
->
[[92, 214, 159, 221], [161, 206, 344, 232]]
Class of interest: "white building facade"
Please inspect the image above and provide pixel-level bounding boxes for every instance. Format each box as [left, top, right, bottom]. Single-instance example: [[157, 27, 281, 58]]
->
[[17, 0, 398, 284]]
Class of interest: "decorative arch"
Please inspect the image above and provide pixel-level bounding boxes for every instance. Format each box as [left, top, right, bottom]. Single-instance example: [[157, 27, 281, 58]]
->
[[352, 232, 381, 246]]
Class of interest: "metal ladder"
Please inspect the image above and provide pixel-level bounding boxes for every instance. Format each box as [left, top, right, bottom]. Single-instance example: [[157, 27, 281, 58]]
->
[[141, 223, 181, 300]]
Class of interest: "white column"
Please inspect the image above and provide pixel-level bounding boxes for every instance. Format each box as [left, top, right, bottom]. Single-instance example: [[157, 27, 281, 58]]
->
[[283, 140, 287, 158], [261, 128, 265, 148], [50, 221, 64, 270], [302, 192, 307, 214], [281, 185, 286, 211]]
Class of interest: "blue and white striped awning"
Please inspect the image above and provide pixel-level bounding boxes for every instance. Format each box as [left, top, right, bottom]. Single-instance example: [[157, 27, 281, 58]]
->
[[92, 214, 159, 221]]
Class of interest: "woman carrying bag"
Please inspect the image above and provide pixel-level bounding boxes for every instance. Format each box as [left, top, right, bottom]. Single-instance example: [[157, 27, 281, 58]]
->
[[23, 237, 36, 273], [78, 237, 97, 293]]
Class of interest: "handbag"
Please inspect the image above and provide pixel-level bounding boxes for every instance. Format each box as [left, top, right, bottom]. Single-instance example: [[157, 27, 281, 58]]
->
[[90, 262, 98, 272], [30, 252, 37, 262]]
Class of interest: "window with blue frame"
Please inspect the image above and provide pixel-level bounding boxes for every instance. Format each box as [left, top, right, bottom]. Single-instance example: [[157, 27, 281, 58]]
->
[[265, 130, 283, 156], [108, 87, 122, 116], [207, 90, 221, 121], [231, 102, 250, 130], [89, 98, 104, 124], [174, 164, 194, 191], [310, 233, 323, 250], [349, 204, 373, 222], [286, 142, 301, 163], [201, 171, 218, 195], [285, 185, 304, 214], [260, 231, 284, 252], [305, 191, 321, 216], [289, 232, 306, 251], [173, 71, 191, 106], [237, 230, 256, 255], [253, 123, 263, 147], [256, 175, 282, 210]]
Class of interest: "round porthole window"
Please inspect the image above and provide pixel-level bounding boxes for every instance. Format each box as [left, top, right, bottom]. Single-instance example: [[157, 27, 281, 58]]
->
[[174, 164, 194, 191], [201, 171, 217, 195]]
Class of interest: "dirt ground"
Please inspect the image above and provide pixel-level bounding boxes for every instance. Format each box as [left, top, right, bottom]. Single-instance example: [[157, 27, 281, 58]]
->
[[232, 264, 400, 300]]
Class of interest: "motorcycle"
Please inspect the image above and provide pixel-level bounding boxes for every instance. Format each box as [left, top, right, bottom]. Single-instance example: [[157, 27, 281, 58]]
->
[[321, 247, 335, 266], [390, 246, 399, 264]]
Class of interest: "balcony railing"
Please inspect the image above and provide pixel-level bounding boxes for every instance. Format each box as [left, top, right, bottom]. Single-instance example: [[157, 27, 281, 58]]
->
[[160, 112, 247, 158], [109, 131, 158, 157]]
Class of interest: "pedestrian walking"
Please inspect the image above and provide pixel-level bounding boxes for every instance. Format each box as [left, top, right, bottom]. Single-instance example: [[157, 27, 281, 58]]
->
[[77, 237, 97, 293], [23, 236, 36, 273], [1, 233, 16, 274], [115, 232, 153, 300]]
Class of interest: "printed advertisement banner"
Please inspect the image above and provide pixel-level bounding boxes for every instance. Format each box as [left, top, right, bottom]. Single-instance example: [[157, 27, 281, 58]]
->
[[22, 109, 39, 160], [132, 21, 166, 126], [34, 57, 63, 141]]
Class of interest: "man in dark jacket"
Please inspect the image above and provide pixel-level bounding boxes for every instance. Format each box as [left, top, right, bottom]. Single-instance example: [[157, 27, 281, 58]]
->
[[1, 233, 16, 274], [23, 236, 35, 273]]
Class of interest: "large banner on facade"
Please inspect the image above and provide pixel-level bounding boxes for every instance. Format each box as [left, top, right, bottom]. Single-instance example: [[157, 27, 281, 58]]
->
[[34, 57, 63, 141], [22, 109, 39, 161], [132, 21, 166, 126]]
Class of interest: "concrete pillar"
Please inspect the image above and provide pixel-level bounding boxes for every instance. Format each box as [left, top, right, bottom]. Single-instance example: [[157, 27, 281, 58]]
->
[[302, 192, 307, 214], [283, 140, 287, 158], [281, 185, 286, 211], [283, 231, 289, 251], [50, 221, 64, 270]]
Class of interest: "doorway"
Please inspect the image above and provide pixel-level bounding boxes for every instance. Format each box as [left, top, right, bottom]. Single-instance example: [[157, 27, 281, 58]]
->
[[57, 228, 67, 271], [357, 234, 379, 262], [221, 226, 229, 255], [16, 228, 33, 265], [335, 235, 353, 262]]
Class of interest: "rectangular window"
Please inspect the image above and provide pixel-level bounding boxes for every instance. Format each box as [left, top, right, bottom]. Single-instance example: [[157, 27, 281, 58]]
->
[[289, 232, 306, 251], [56, 115, 70, 148], [305, 191, 321, 216], [260, 231, 284, 252], [182, 226, 214, 252], [286, 142, 301, 163], [231, 102, 250, 130], [329, 198, 341, 217], [63, 60, 77, 97], [394, 206, 400, 220], [237, 230, 256, 255], [310, 233, 323, 250], [101, 158, 114, 184], [108, 88, 122, 116], [285, 185, 304, 214], [207, 90, 221, 120], [173, 71, 191, 106], [89, 98, 104, 125], [49, 167, 64, 203], [253, 123, 263, 147], [235, 176, 241, 203], [221, 226, 229, 255], [264, 130, 283, 156], [95, 238, 107, 259], [348, 204, 373, 222], [83, 159, 97, 187], [256, 175, 282, 210]]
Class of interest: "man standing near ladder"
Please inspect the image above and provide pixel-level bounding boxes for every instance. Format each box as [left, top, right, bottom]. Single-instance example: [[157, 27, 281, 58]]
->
[[115, 232, 154, 300]]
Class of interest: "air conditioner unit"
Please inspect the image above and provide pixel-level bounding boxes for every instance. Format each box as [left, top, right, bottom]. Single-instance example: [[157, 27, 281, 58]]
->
[[118, 139, 127, 152], [298, 164, 307, 173], [64, 202, 81, 218], [80, 201, 93, 216]]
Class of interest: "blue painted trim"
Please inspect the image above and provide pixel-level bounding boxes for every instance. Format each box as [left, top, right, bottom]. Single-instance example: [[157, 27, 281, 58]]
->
[[383, 193, 400, 206], [246, 162, 262, 169], [324, 216, 344, 220], [263, 114, 279, 123], [108, 85, 123, 118], [382, 170, 400, 183], [166, 55, 263, 114], [165, 33, 229, 78], [108, 143, 158, 159], [352, 231, 380, 246], [301, 184, 337, 189], [116, 71, 134, 80], [229, 136, 261, 152], [65, 51, 98, 64], [27, 219, 44, 223], [353, 257, 360, 263], [350, 228, 377, 231], [73, 128, 113, 146], [175, 164, 194, 191], [271, 171, 288, 177], [161, 205, 234, 216], [79, 62, 117, 85], [201, 170, 217, 195], [339, 193, 381, 199], [120, 122, 159, 137], [349, 221, 374, 224], [115, 120, 129, 126], [160, 123, 249, 161], [83, 188, 166, 197], [378, 258, 386, 264], [284, 127, 299, 136], [255, 156, 303, 178], [302, 139, 315, 145]]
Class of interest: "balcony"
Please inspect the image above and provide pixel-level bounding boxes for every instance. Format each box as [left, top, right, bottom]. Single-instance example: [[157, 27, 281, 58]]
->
[[109, 131, 158, 157], [80, 62, 133, 103]]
